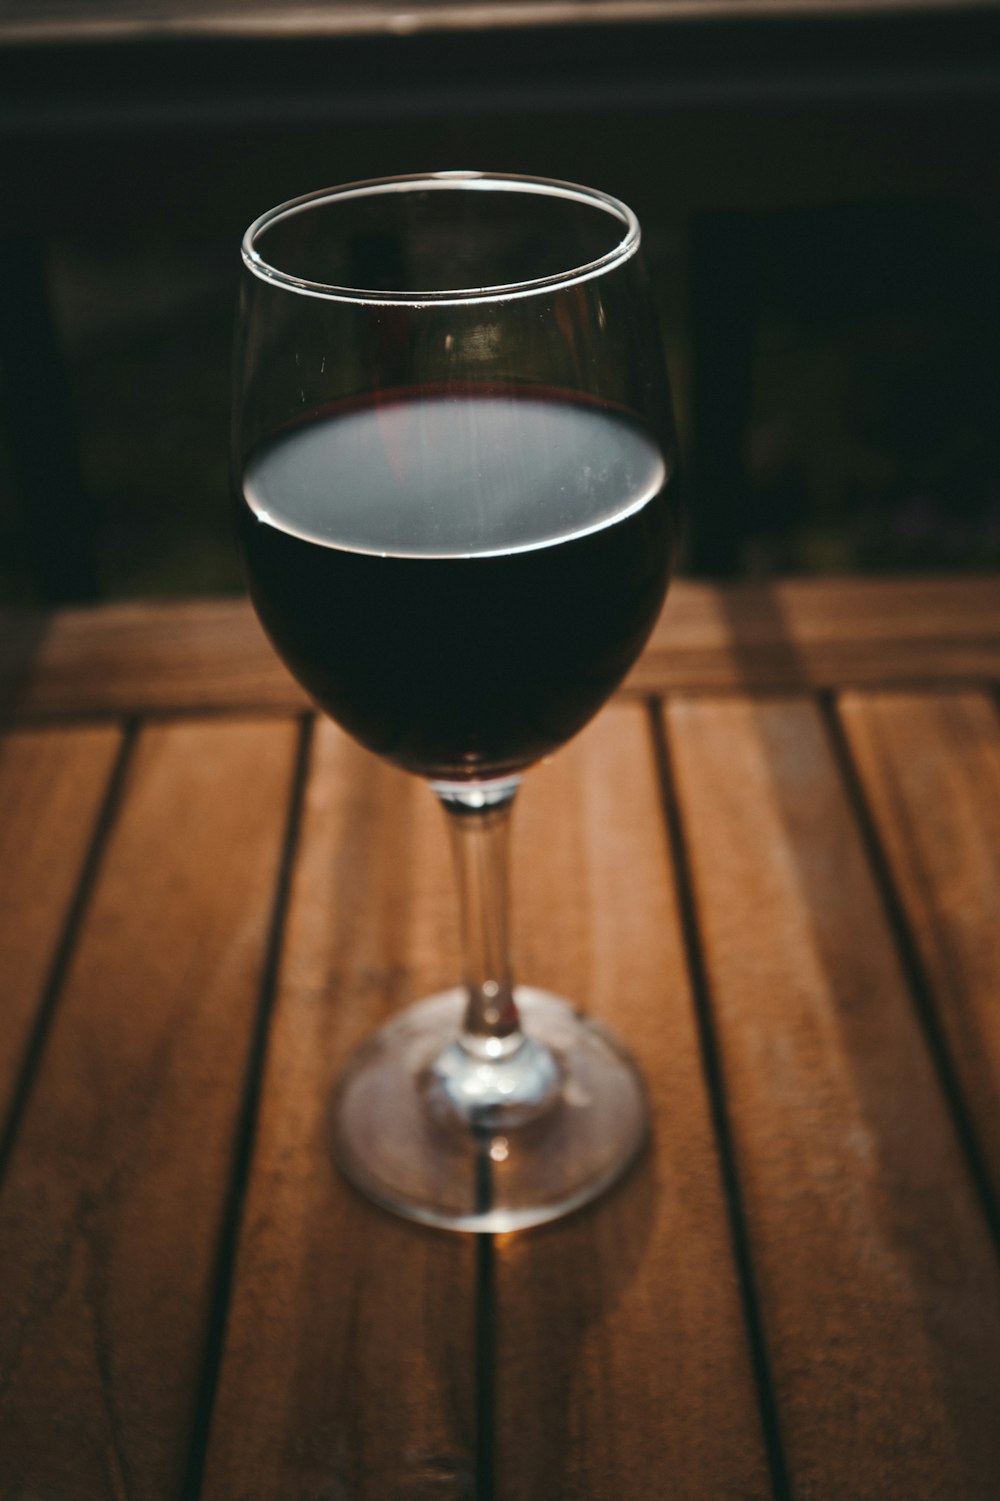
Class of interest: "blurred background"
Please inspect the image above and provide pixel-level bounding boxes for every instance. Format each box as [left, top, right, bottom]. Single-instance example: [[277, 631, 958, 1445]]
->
[[1, 1, 998, 604]]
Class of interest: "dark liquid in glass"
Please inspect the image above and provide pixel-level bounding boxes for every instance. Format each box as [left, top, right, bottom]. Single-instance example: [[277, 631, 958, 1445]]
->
[[237, 387, 677, 780]]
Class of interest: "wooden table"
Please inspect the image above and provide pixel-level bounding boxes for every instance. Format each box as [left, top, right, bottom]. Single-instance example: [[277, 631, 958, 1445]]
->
[[1, 573, 999, 1498]]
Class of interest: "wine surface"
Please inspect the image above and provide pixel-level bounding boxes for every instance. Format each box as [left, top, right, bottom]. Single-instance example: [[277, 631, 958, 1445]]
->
[[238, 389, 676, 779]]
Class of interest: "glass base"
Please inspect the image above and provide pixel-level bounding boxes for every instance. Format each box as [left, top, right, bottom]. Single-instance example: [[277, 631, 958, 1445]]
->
[[332, 987, 648, 1233]]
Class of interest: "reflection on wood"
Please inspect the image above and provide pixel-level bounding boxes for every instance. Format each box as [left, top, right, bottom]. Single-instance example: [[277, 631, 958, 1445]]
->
[[5, 0, 992, 47]]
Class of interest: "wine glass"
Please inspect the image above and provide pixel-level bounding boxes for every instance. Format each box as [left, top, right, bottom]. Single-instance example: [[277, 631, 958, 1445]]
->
[[233, 172, 678, 1231]]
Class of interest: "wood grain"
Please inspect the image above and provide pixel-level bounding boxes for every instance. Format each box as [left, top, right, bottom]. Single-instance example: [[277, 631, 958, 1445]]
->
[[1, 580, 998, 1498], [0, 599, 293, 721], [631, 572, 1000, 697], [664, 695, 1000, 1499], [494, 703, 770, 1500], [0, 723, 121, 1128], [0, 716, 299, 1499], [2, 575, 997, 721], [838, 690, 1000, 1204], [201, 720, 475, 1501]]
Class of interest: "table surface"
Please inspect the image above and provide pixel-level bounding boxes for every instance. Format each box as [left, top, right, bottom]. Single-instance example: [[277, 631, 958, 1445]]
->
[[1, 573, 999, 1499]]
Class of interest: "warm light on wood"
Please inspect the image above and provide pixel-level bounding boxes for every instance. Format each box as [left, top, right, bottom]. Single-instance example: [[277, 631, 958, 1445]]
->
[[1, 575, 999, 1496]]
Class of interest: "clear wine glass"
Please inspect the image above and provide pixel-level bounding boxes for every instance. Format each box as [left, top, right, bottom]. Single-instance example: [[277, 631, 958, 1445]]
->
[[233, 172, 679, 1231]]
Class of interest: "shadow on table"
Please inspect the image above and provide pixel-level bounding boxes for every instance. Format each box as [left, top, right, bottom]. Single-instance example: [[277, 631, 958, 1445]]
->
[[488, 1139, 656, 1493]]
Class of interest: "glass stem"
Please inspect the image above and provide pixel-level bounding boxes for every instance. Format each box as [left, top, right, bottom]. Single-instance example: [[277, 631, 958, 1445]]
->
[[433, 777, 523, 1061]]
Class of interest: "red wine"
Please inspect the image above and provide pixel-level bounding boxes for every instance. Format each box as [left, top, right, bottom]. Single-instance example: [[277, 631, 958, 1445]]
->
[[237, 388, 676, 780]]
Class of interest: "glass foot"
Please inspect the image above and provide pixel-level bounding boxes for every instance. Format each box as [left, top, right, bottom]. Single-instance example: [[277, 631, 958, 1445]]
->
[[332, 987, 648, 1233]]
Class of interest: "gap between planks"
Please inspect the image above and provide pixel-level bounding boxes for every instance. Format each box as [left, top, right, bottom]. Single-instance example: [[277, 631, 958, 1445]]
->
[[0, 712, 306, 1497], [662, 688, 1000, 1498], [647, 697, 792, 1501], [826, 689, 1000, 1253], [0, 720, 136, 1186], [493, 701, 771, 1500], [180, 714, 315, 1501]]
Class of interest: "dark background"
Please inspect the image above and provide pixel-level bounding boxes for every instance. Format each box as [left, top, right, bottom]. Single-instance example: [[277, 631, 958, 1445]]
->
[[1, 7, 998, 603]]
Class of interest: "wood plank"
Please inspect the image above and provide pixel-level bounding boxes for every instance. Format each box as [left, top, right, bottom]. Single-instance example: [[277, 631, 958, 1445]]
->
[[0, 723, 121, 1127], [3, 575, 998, 721], [201, 720, 475, 1501], [0, 715, 299, 1498], [632, 572, 1000, 697], [837, 690, 1000, 1203], [0, 599, 295, 721], [665, 695, 1000, 1499], [494, 703, 770, 1499], [2, 0, 990, 47]]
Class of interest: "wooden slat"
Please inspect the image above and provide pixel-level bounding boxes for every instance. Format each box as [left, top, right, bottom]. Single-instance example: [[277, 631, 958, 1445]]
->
[[0, 600, 295, 721], [201, 720, 474, 1501], [0, 716, 299, 1497], [665, 696, 1000, 1498], [2, 0, 990, 47], [0, 723, 120, 1126], [837, 690, 1000, 1203], [495, 703, 770, 1499], [2, 575, 998, 721], [632, 572, 1000, 696]]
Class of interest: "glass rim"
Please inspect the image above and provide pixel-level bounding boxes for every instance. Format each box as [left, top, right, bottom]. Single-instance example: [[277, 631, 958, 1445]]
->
[[241, 171, 641, 306]]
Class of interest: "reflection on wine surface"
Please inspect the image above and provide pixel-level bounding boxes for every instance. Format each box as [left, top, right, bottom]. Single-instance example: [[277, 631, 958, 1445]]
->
[[238, 385, 676, 780]]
